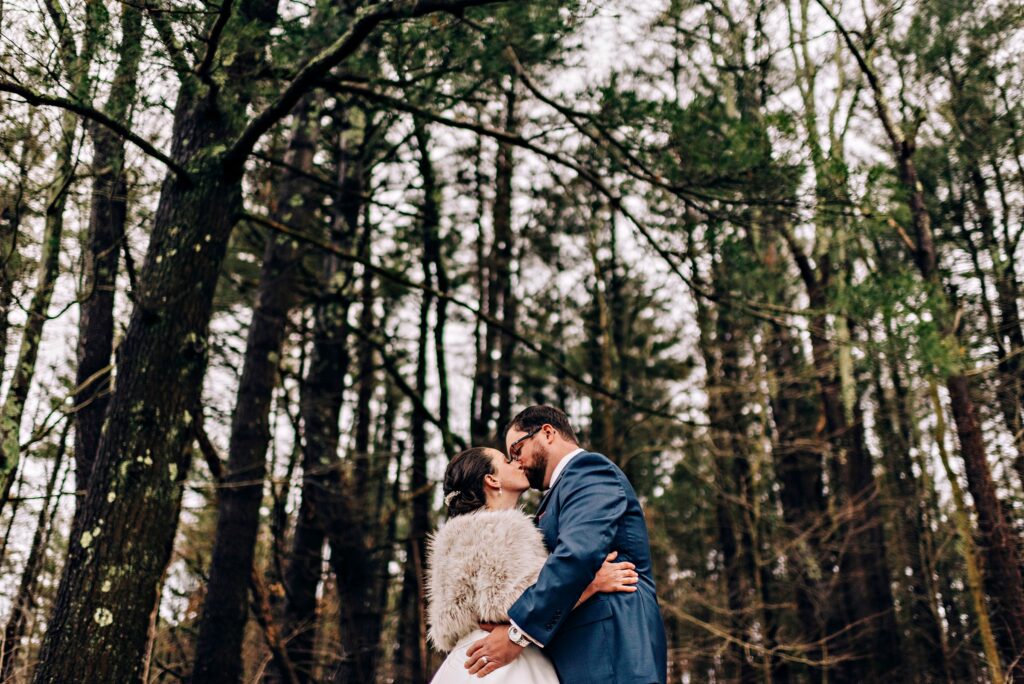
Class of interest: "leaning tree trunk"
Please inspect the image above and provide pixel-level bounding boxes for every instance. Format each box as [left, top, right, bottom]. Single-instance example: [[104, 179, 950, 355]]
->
[[191, 97, 319, 684], [929, 381, 1004, 683], [0, 108, 79, 508], [73, 4, 143, 522], [0, 114, 75, 508], [0, 425, 69, 681]]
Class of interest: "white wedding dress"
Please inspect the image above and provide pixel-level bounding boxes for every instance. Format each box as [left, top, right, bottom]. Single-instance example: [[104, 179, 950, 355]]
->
[[426, 508, 560, 683], [430, 629, 559, 683]]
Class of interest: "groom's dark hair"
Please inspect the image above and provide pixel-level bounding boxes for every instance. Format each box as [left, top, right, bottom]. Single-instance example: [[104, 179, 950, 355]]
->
[[504, 405, 579, 445]]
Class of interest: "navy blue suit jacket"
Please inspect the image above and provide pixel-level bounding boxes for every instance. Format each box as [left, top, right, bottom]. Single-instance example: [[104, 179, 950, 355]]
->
[[507, 451, 667, 684]]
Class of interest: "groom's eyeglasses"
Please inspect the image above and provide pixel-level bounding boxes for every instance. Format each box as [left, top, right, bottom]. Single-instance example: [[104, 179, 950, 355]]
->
[[507, 427, 541, 463]]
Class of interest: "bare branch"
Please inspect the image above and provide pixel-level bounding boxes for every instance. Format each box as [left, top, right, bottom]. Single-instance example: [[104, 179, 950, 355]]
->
[[146, 5, 195, 80], [0, 81, 190, 181], [814, 0, 902, 152], [195, 0, 235, 87], [223, 0, 506, 168]]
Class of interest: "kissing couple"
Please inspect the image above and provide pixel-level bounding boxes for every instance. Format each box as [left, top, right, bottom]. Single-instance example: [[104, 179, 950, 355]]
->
[[426, 405, 668, 683]]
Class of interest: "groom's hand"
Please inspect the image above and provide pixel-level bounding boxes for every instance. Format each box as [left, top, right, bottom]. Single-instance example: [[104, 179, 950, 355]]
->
[[465, 625, 525, 678]]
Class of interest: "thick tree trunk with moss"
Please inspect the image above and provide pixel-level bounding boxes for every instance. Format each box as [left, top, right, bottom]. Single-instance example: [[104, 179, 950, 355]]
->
[[32, 152, 242, 684], [31, 0, 278, 670], [191, 98, 319, 684]]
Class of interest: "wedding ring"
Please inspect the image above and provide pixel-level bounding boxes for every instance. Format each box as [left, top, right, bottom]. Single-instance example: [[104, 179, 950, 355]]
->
[[482, 656, 490, 664]]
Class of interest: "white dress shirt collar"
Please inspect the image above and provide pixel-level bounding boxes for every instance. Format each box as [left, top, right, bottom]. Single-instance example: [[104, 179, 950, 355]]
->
[[548, 447, 584, 489]]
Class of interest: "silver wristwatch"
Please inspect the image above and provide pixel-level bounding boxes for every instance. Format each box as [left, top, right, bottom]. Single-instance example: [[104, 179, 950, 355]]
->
[[507, 624, 531, 648]]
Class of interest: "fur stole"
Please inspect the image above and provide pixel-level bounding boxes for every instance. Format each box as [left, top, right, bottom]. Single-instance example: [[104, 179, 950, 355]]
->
[[426, 507, 548, 652]]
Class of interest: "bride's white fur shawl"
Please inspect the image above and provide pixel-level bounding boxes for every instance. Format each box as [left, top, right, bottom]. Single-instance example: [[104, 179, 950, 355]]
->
[[426, 508, 548, 652]]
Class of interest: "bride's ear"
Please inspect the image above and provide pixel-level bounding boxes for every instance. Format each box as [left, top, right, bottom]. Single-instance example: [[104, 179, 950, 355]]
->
[[483, 473, 501, 491]]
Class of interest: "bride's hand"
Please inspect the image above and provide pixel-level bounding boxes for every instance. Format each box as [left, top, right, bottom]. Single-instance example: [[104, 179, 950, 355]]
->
[[591, 551, 639, 594], [574, 551, 638, 608]]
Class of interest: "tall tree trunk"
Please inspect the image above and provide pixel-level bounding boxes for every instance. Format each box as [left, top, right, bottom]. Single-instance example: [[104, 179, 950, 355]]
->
[[928, 382, 1004, 684], [278, 481, 326, 683], [0, 424, 69, 681], [868, 333, 949, 683], [471, 85, 515, 445], [413, 121, 454, 456], [695, 272, 756, 684], [191, 97, 319, 684], [494, 85, 516, 434], [395, 122, 443, 684], [765, 320, 829, 682], [73, 5, 144, 515], [965, 166, 1024, 479], [779, 234, 901, 681], [395, 300, 431, 684], [352, 258, 375, 495]]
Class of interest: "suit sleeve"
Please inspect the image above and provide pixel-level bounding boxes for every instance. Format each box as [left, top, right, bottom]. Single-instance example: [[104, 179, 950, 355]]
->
[[507, 455, 626, 646]]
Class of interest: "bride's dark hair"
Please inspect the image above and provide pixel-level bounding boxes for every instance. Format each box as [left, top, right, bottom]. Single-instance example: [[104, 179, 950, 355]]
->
[[443, 447, 496, 517]]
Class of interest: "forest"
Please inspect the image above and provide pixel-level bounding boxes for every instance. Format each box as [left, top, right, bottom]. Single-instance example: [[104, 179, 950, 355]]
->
[[0, 0, 1022, 681]]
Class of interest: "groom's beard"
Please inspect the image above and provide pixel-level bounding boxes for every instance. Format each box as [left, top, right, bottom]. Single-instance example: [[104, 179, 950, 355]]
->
[[524, 446, 549, 490]]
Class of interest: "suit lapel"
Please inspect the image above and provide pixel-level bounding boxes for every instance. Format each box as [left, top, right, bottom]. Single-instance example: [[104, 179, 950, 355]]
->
[[535, 487, 555, 521], [533, 450, 589, 527]]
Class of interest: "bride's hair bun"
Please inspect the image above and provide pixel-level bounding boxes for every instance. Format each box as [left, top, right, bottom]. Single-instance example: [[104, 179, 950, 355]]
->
[[442, 447, 495, 517]]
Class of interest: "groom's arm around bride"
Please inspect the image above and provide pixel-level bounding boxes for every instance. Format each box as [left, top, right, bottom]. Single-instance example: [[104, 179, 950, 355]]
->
[[465, 406, 668, 684]]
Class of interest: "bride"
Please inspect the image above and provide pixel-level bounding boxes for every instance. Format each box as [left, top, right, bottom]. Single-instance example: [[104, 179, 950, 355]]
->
[[426, 446, 638, 683]]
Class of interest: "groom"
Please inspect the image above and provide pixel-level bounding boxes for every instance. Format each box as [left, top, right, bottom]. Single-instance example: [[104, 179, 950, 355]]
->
[[465, 405, 668, 683]]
